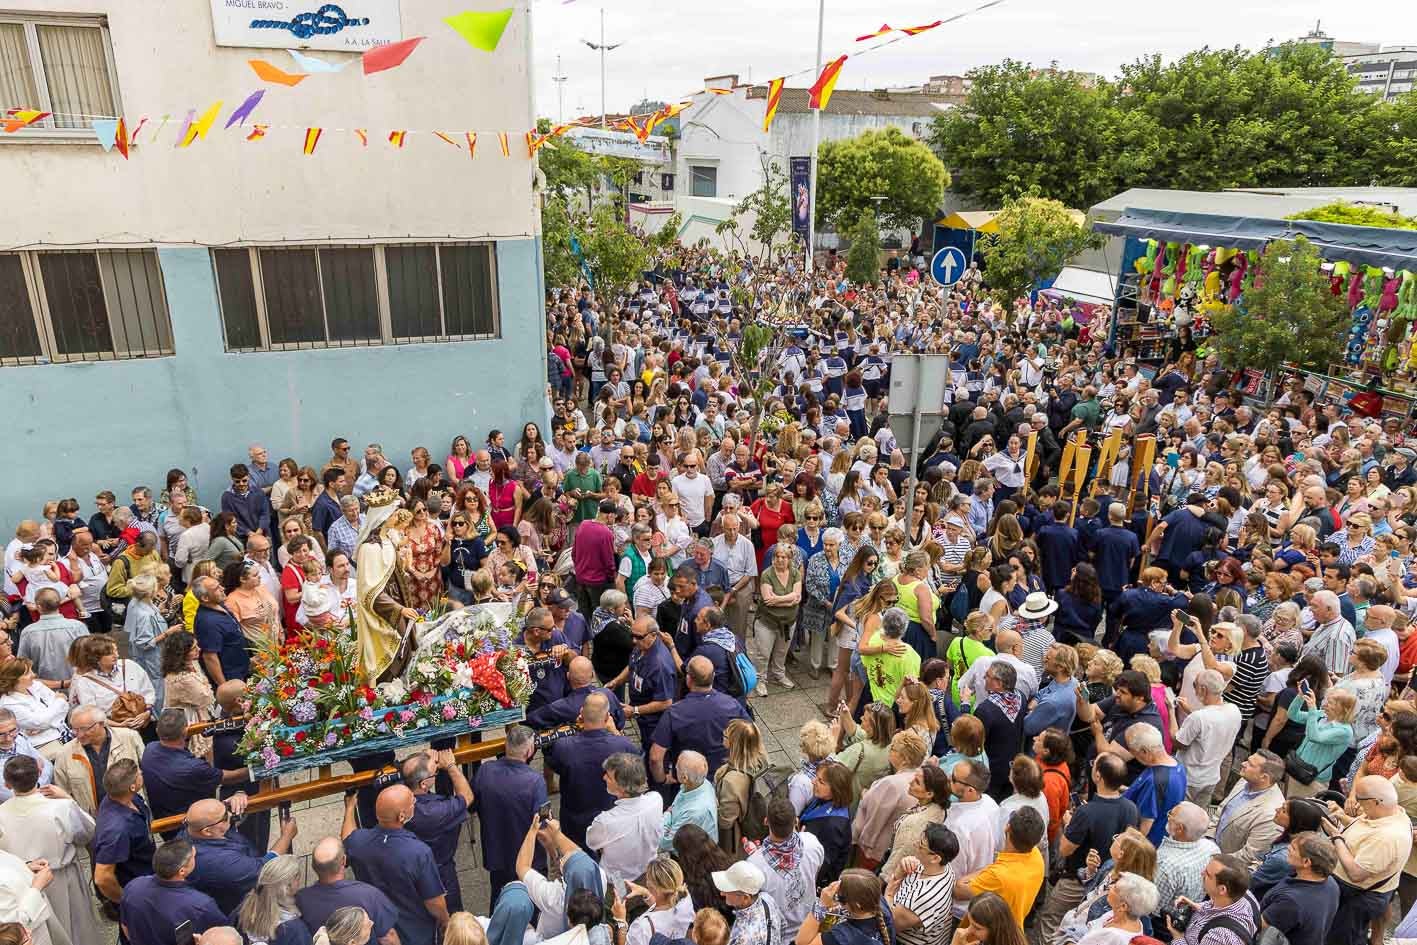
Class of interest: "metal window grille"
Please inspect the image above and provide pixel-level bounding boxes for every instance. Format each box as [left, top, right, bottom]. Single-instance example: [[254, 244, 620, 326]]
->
[[0, 15, 121, 136], [690, 166, 717, 198]]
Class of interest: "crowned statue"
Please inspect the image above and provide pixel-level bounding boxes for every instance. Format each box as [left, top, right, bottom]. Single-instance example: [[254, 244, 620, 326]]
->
[[353, 487, 422, 683]]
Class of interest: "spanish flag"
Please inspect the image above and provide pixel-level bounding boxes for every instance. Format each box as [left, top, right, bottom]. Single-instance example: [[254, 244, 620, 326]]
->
[[808, 55, 847, 110], [354, 128, 368, 147], [707, 87, 733, 95], [498, 132, 510, 157], [855, 23, 893, 41], [247, 124, 268, 142], [388, 130, 407, 148], [901, 20, 943, 35], [466, 132, 477, 158], [762, 77, 784, 132], [302, 127, 322, 154], [114, 118, 130, 159], [525, 131, 537, 157]]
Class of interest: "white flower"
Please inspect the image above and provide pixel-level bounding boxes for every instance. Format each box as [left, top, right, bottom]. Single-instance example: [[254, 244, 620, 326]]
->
[[378, 679, 407, 703], [453, 666, 476, 690], [416, 661, 436, 678]]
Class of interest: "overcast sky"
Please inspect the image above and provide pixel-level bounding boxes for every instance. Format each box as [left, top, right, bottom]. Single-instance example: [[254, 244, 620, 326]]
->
[[528, 0, 1417, 121]]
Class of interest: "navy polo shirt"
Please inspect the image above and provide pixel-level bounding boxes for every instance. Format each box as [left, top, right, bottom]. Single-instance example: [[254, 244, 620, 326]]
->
[[193, 604, 250, 681], [561, 612, 590, 652], [92, 794, 155, 888], [345, 826, 444, 945], [689, 640, 737, 699], [1092, 526, 1141, 594], [185, 830, 270, 915], [297, 878, 399, 945], [119, 876, 227, 945], [472, 757, 547, 873], [408, 791, 471, 912], [651, 690, 750, 778], [516, 630, 571, 711], [545, 728, 638, 847], [140, 742, 223, 825], [1157, 507, 1210, 568], [526, 684, 625, 731], [629, 643, 677, 742], [1034, 521, 1081, 590]]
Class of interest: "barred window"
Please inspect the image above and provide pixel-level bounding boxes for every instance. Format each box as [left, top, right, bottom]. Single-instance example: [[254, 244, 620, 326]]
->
[[0, 15, 120, 136], [213, 243, 499, 352], [0, 250, 173, 364]]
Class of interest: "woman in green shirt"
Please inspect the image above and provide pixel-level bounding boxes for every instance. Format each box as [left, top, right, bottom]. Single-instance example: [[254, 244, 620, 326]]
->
[[832, 701, 898, 806], [944, 611, 994, 706]]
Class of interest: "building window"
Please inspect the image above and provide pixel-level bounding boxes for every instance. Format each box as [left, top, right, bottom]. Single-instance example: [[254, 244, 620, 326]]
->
[[213, 243, 499, 352], [0, 249, 172, 365], [632, 171, 644, 185], [690, 165, 717, 197], [0, 15, 120, 135], [661, 173, 675, 191]]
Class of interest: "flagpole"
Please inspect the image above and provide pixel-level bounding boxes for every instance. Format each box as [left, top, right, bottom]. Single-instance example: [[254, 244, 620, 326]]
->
[[805, 0, 824, 275]]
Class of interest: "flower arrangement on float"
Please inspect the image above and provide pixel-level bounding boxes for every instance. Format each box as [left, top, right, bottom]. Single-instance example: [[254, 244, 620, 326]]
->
[[236, 604, 532, 777]]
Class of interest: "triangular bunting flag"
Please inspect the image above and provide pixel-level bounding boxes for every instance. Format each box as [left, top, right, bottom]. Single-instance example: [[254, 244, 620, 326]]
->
[[763, 78, 785, 132], [354, 129, 368, 147], [855, 23, 893, 41], [706, 87, 733, 95], [247, 124, 268, 142], [901, 20, 943, 35], [363, 37, 424, 75], [173, 109, 196, 148], [302, 127, 323, 154], [249, 59, 308, 86], [466, 132, 477, 158], [92, 119, 119, 152], [224, 90, 265, 129], [433, 131, 461, 148], [114, 118, 129, 159], [388, 130, 407, 148], [1, 109, 50, 133], [180, 100, 223, 147], [808, 55, 848, 110], [287, 49, 353, 73], [498, 132, 509, 157], [443, 9, 514, 52]]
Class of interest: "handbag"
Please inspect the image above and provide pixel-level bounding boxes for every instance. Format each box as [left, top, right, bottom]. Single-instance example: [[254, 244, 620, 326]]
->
[[84, 671, 148, 725], [1284, 749, 1319, 785]]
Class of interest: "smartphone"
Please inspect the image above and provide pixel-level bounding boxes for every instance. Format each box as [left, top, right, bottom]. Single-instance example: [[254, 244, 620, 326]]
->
[[175, 921, 195, 945], [538, 801, 553, 824], [1299, 679, 1313, 695], [1166, 452, 1180, 469], [279, 802, 292, 825]]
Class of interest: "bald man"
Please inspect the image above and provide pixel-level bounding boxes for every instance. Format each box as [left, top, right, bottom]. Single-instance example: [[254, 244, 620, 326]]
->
[[402, 748, 474, 914], [297, 836, 400, 945], [649, 655, 750, 782], [545, 692, 637, 848], [958, 629, 1039, 703], [184, 795, 297, 914], [210, 679, 269, 853], [525, 656, 625, 731], [1319, 775, 1413, 940], [342, 785, 449, 944]]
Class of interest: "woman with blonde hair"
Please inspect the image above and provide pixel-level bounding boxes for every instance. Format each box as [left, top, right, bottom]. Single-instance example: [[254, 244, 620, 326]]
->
[[626, 857, 693, 945], [1055, 827, 1158, 944], [1128, 654, 1176, 753], [895, 679, 940, 746], [714, 718, 769, 853], [833, 701, 898, 803], [234, 854, 308, 945], [1286, 686, 1356, 798], [123, 571, 180, 706]]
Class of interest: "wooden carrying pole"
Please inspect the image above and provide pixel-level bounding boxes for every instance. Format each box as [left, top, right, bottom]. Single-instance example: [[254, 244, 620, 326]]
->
[[149, 734, 508, 836]]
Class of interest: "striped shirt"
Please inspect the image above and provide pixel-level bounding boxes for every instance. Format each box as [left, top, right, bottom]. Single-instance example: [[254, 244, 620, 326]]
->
[[1303, 617, 1356, 675], [892, 867, 956, 945], [1222, 646, 1270, 722]]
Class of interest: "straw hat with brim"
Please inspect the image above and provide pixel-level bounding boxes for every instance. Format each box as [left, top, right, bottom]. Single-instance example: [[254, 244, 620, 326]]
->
[[712, 861, 765, 896], [1017, 592, 1059, 621]]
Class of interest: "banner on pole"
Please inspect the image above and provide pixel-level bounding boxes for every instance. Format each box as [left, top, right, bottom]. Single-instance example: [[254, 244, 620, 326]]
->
[[790, 156, 811, 241]]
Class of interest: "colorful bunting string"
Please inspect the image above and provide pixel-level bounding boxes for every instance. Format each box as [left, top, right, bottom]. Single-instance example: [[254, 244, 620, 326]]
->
[[179, 100, 222, 147], [2, 109, 50, 132], [808, 56, 848, 110], [363, 37, 425, 75], [224, 90, 265, 129], [762, 78, 784, 132], [249, 59, 307, 86], [443, 9, 514, 52], [302, 127, 322, 154]]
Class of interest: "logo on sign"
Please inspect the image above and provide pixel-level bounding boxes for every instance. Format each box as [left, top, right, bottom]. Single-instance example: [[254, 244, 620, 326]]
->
[[931, 247, 967, 287]]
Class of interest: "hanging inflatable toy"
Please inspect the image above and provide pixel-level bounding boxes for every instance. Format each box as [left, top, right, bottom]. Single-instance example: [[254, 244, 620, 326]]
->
[[1331, 260, 1351, 297], [1381, 272, 1400, 314], [1134, 239, 1159, 276], [1227, 252, 1248, 304], [1160, 242, 1181, 299], [1348, 267, 1385, 366], [1348, 270, 1366, 310], [1385, 270, 1416, 371], [1150, 243, 1168, 297]]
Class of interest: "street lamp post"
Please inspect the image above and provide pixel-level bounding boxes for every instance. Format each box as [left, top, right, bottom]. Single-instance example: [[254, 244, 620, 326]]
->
[[580, 8, 622, 129], [805, 0, 825, 275]]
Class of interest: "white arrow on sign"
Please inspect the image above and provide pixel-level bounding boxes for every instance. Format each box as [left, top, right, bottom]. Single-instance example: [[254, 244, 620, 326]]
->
[[940, 252, 957, 284]]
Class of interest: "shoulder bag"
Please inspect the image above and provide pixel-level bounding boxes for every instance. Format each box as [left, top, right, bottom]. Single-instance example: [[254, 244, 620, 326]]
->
[[83, 670, 148, 725]]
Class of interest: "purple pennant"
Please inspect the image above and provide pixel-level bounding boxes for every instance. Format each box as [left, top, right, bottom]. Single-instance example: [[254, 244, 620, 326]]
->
[[224, 89, 266, 129], [173, 109, 195, 147]]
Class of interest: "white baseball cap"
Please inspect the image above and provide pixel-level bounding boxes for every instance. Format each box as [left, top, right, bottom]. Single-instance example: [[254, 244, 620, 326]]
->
[[712, 861, 765, 896]]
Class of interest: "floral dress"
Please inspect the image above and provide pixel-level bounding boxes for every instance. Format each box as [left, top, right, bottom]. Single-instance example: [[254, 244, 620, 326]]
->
[[406, 522, 445, 609], [802, 552, 843, 639]]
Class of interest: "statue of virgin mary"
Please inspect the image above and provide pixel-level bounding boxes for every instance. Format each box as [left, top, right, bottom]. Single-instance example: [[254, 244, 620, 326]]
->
[[353, 488, 419, 683]]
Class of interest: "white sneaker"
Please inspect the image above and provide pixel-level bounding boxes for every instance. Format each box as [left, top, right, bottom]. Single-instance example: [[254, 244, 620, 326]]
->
[[754, 683, 767, 698], [772, 675, 796, 690]]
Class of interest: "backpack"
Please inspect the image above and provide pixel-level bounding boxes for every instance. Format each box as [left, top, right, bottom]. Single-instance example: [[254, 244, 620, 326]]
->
[[734, 764, 793, 842], [948, 585, 971, 624], [708, 636, 756, 698]]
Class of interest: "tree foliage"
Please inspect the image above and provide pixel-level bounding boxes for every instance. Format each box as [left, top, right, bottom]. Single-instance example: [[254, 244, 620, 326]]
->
[[579, 204, 651, 291], [817, 127, 950, 232], [845, 211, 883, 286], [540, 196, 582, 289], [538, 137, 602, 206], [931, 43, 1405, 208], [1209, 237, 1349, 376], [979, 197, 1101, 303], [1287, 201, 1417, 230]]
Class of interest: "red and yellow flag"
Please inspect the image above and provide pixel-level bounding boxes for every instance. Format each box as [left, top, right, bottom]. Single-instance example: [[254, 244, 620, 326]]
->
[[247, 124, 267, 142], [302, 127, 322, 154], [466, 132, 477, 158], [901, 20, 943, 35], [855, 23, 893, 41], [1, 109, 50, 133], [762, 78, 785, 132], [354, 128, 368, 147], [525, 131, 538, 157], [433, 131, 460, 148], [114, 118, 130, 159], [388, 130, 407, 148], [706, 87, 733, 95], [497, 132, 510, 157], [808, 55, 847, 110]]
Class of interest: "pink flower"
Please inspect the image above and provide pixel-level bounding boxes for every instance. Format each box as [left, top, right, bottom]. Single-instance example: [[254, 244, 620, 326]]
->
[[398, 710, 416, 724], [441, 704, 458, 720]]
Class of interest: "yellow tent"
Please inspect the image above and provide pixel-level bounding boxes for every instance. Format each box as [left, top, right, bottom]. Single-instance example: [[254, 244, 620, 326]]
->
[[937, 210, 1000, 233]]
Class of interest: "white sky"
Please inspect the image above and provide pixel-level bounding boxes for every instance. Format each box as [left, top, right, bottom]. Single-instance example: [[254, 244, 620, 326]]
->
[[527, 0, 1417, 121]]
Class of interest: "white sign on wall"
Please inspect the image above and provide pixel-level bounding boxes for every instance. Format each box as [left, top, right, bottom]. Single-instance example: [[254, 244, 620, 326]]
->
[[210, 0, 403, 51], [564, 127, 670, 163]]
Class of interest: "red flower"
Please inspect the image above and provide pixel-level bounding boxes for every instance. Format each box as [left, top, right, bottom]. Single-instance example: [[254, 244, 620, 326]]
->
[[278, 743, 294, 757], [308, 678, 322, 688], [456, 642, 467, 659], [294, 731, 308, 743], [384, 711, 397, 723], [315, 639, 330, 650], [281, 686, 297, 698], [321, 671, 335, 684]]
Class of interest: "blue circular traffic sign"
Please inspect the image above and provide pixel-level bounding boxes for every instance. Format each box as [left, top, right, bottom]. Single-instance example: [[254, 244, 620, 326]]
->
[[931, 247, 967, 287]]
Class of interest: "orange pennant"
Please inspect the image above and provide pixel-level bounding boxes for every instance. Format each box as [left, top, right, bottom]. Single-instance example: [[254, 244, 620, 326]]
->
[[2, 109, 50, 133], [354, 128, 368, 147], [433, 131, 460, 148], [525, 131, 536, 157], [247, 124, 268, 141], [466, 132, 477, 158], [901, 20, 943, 35], [706, 87, 733, 95], [855, 23, 893, 41], [763, 78, 785, 133], [302, 127, 322, 154], [808, 55, 847, 110], [114, 118, 129, 159], [498, 132, 510, 157], [249, 59, 308, 86]]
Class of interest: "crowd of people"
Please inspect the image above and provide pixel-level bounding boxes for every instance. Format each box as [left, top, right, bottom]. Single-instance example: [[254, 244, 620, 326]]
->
[[8, 242, 1417, 945]]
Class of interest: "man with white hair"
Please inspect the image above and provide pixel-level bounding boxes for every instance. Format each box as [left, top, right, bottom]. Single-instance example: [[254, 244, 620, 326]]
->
[[1302, 589, 1356, 675], [586, 752, 663, 884], [1171, 668, 1242, 806], [1122, 723, 1186, 846], [1320, 774, 1414, 941], [1153, 802, 1220, 916], [659, 750, 716, 850]]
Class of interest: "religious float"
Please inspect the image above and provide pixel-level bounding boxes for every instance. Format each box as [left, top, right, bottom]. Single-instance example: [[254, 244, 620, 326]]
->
[[236, 487, 534, 778]]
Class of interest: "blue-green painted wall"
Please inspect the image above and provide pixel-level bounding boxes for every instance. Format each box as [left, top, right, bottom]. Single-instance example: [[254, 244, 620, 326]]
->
[[1, 239, 547, 526]]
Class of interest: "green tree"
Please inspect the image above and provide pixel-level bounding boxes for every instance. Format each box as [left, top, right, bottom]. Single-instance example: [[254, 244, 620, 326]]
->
[[816, 127, 949, 233], [1287, 201, 1417, 230], [929, 60, 1138, 208], [536, 121, 600, 207], [979, 196, 1101, 303], [845, 211, 882, 286], [580, 203, 650, 291], [649, 212, 682, 251], [1209, 237, 1349, 396], [540, 195, 583, 289]]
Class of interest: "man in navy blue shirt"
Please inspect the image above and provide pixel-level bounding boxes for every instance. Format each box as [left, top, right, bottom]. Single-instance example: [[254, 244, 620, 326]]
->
[[1092, 502, 1142, 644], [92, 759, 154, 920], [545, 692, 637, 848], [402, 748, 474, 914], [120, 838, 227, 945], [546, 589, 591, 655], [298, 836, 401, 945], [526, 656, 625, 731], [608, 616, 677, 747], [141, 709, 250, 839], [220, 463, 271, 539], [312, 467, 347, 538], [517, 607, 573, 713], [342, 784, 449, 945], [657, 567, 712, 662], [1034, 505, 1082, 595], [183, 795, 298, 914], [1147, 494, 1212, 587], [191, 577, 250, 684], [649, 656, 750, 782], [689, 609, 745, 702], [472, 725, 547, 910]]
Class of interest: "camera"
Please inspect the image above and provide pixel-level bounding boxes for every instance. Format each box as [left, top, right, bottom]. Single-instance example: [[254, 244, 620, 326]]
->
[[1158, 902, 1194, 933]]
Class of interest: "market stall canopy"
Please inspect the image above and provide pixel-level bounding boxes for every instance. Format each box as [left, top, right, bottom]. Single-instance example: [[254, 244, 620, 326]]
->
[[937, 210, 999, 232], [1093, 207, 1417, 270], [1043, 266, 1116, 305]]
